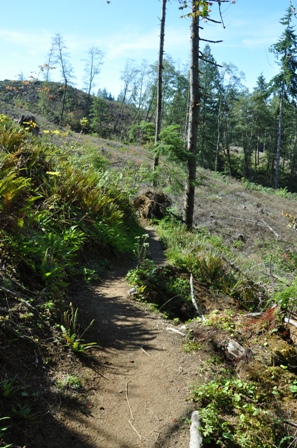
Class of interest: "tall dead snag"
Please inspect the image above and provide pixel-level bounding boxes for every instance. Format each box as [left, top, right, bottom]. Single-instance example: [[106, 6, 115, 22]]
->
[[180, 0, 232, 229], [50, 33, 74, 126], [82, 46, 104, 105], [184, 0, 200, 229], [153, 0, 167, 186]]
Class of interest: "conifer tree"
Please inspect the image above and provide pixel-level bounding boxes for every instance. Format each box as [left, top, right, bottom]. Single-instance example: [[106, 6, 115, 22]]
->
[[251, 75, 274, 183], [269, 7, 297, 189], [199, 44, 222, 169]]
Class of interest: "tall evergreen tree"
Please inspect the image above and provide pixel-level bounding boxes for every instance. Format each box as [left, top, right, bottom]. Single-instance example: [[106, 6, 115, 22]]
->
[[269, 7, 297, 189], [217, 63, 245, 176], [166, 66, 189, 129], [251, 75, 274, 184], [198, 44, 222, 169], [231, 90, 254, 179]]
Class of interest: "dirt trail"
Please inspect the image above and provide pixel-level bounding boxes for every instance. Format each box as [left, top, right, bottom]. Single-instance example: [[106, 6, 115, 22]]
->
[[67, 227, 202, 448]]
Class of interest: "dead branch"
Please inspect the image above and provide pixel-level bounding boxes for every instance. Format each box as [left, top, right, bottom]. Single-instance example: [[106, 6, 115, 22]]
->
[[262, 220, 279, 238], [227, 339, 247, 358], [200, 37, 223, 44], [190, 274, 200, 315], [129, 419, 148, 441], [0, 286, 38, 312], [286, 420, 297, 428], [221, 255, 241, 273], [285, 317, 297, 329], [166, 327, 186, 336], [141, 346, 151, 356]]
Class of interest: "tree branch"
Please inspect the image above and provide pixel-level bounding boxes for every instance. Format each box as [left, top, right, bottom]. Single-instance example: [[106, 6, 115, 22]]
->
[[200, 38, 223, 44]]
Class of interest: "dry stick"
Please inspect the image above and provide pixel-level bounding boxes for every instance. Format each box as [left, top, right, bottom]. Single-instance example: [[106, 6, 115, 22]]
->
[[190, 274, 200, 315], [221, 255, 241, 273], [261, 269, 290, 284], [288, 430, 297, 448], [284, 317, 297, 329], [229, 217, 280, 238], [129, 419, 146, 440], [126, 381, 134, 420], [0, 286, 38, 311], [166, 327, 186, 336], [159, 294, 181, 311], [262, 219, 279, 238], [141, 346, 151, 356], [126, 382, 148, 442]]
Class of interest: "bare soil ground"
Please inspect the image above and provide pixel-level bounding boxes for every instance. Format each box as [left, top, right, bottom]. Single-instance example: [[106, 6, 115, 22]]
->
[[49, 229, 204, 448]]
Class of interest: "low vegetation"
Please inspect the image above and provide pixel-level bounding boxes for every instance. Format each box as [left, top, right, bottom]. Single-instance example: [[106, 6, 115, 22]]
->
[[2, 108, 297, 447], [2, 9, 297, 443], [126, 207, 297, 446]]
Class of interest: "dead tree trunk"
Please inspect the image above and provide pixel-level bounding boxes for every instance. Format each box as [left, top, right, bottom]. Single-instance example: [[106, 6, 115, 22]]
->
[[184, 1, 200, 229], [153, 0, 167, 186]]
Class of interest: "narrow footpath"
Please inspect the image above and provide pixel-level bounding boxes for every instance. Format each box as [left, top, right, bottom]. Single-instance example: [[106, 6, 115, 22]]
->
[[63, 228, 203, 447]]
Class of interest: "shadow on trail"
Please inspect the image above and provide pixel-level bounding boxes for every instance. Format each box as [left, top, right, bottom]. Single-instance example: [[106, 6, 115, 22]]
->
[[40, 393, 136, 448], [152, 407, 195, 448], [74, 228, 168, 353], [78, 282, 160, 352]]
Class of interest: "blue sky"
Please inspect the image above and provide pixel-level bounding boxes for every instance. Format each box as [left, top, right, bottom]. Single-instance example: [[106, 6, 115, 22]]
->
[[0, 0, 292, 97]]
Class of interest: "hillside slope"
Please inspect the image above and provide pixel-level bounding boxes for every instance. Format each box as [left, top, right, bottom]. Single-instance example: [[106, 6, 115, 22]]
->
[[0, 79, 134, 137], [1, 114, 297, 447]]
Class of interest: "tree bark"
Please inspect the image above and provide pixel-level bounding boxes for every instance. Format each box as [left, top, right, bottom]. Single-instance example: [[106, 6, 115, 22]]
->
[[60, 79, 67, 126], [215, 100, 221, 172], [275, 86, 284, 189], [184, 2, 200, 229], [153, 0, 167, 186]]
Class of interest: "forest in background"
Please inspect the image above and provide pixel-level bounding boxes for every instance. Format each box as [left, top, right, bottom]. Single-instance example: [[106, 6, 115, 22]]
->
[[1, 3, 297, 194]]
